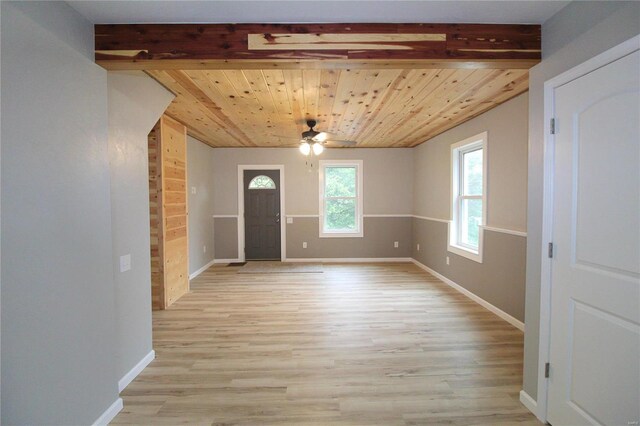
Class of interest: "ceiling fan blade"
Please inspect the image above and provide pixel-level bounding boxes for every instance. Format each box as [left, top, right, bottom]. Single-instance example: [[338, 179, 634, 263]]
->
[[270, 134, 301, 140], [312, 132, 328, 142], [325, 139, 358, 147]]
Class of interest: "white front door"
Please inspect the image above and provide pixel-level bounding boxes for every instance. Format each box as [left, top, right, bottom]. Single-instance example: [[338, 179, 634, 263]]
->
[[548, 49, 639, 425]]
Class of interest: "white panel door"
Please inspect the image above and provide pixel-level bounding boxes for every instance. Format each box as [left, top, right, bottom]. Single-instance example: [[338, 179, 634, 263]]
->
[[548, 50, 640, 426]]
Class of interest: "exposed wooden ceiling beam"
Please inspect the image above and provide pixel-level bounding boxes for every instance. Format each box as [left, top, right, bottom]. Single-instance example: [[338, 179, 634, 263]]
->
[[95, 23, 540, 70]]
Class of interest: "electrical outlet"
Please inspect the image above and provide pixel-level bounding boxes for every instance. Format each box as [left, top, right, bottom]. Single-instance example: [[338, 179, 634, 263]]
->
[[416, 243, 420, 251], [303, 242, 308, 249], [394, 241, 399, 248], [191, 186, 197, 194], [120, 254, 131, 272], [446, 256, 450, 265], [203, 245, 207, 253]]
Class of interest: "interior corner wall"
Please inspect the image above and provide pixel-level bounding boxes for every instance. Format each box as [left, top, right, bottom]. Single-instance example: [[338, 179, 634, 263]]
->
[[211, 148, 414, 260], [107, 71, 174, 383], [523, 0, 640, 403], [0, 2, 119, 424], [187, 136, 216, 275], [412, 92, 529, 322]]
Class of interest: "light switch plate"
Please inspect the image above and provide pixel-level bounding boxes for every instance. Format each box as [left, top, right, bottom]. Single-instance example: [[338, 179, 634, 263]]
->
[[120, 254, 131, 272], [286, 217, 293, 224], [191, 187, 197, 194]]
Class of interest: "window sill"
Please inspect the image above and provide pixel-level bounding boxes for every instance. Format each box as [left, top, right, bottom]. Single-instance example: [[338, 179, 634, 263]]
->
[[447, 243, 483, 263], [447, 221, 484, 263], [319, 231, 364, 238]]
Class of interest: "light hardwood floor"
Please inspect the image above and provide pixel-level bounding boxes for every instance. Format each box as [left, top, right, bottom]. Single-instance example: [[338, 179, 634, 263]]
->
[[113, 262, 539, 425]]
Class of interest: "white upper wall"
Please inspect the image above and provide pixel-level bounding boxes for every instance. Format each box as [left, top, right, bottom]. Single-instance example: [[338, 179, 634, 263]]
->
[[211, 148, 414, 216], [413, 92, 529, 232]]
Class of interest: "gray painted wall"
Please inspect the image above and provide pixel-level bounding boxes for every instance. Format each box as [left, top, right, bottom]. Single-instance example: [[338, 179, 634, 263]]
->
[[107, 71, 174, 382], [411, 93, 529, 324], [523, 0, 640, 402], [412, 219, 526, 321], [287, 217, 412, 259], [211, 148, 414, 259], [214, 217, 239, 260], [1, 2, 119, 423], [187, 136, 216, 274]]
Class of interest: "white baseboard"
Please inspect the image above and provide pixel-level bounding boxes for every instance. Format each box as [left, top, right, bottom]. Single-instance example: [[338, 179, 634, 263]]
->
[[92, 398, 123, 426], [519, 390, 538, 417], [284, 257, 413, 263], [118, 350, 155, 393], [213, 258, 242, 264], [189, 259, 216, 280], [411, 259, 525, 331]]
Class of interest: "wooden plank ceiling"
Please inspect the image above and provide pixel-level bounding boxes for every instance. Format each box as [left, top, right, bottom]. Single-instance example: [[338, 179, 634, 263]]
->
[[96, 23, 537, 148], [147, 68, 528, 147]]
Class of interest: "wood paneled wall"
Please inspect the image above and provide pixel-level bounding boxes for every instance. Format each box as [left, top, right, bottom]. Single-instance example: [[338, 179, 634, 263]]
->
[[148, 115, 189, 310], [148, 122, 164, 310]]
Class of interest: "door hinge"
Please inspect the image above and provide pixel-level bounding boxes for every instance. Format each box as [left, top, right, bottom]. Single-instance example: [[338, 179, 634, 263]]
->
[[548, 242, 554, 258], [550, 118, 556, 134], [545, 362, 550, 378]]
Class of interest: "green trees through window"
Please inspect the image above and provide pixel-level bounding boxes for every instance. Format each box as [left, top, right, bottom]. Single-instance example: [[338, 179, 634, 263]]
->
[[324, 166, 357, 230], [449, 131, 486, 262], [461, 149, 483, 248], [320, 162, 362, 236]]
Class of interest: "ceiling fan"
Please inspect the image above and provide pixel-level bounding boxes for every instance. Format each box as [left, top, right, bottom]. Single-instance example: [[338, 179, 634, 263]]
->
[[274, 120, 357, 155]]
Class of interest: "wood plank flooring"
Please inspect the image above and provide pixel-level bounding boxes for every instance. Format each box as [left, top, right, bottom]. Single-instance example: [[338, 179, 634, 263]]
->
[[113, 262, 539, 425]]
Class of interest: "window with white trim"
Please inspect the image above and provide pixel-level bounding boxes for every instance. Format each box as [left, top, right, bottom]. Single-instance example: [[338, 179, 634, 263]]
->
[[449, 132, 487, 263], [319, 160, 363, 238]]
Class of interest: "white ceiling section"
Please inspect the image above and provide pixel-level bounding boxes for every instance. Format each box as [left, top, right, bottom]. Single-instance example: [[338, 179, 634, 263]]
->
[[68, 1, 568, 25]]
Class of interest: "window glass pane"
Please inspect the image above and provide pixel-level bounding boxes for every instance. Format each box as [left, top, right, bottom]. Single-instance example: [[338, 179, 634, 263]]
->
[[463, 149, 483, 195], [325, 198, 356, 231], [325, 166, 356, 197], [248, 175, 276, 189], [460, 198, 482, 248]]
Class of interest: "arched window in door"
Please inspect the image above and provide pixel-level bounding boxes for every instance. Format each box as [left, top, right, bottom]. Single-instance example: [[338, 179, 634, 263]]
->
[[248, 175, 276, 189]]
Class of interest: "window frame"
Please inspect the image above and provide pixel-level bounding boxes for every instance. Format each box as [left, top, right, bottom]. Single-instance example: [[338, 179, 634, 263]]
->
[[318, 160, 364, 238], [448, 132, 487, 263], [247, 175, 277, 190]]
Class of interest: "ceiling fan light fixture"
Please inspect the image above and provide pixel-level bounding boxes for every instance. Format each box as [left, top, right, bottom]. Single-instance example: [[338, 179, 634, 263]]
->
[[299, 141, 311, 156], [312, 142, 324, 155]]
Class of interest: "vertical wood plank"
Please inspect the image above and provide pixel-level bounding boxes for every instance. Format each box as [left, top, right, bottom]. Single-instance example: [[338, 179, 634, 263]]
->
[[148, 115, 190, 310], [148, 121, 165, 310], [160, 115, 190, 308]]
